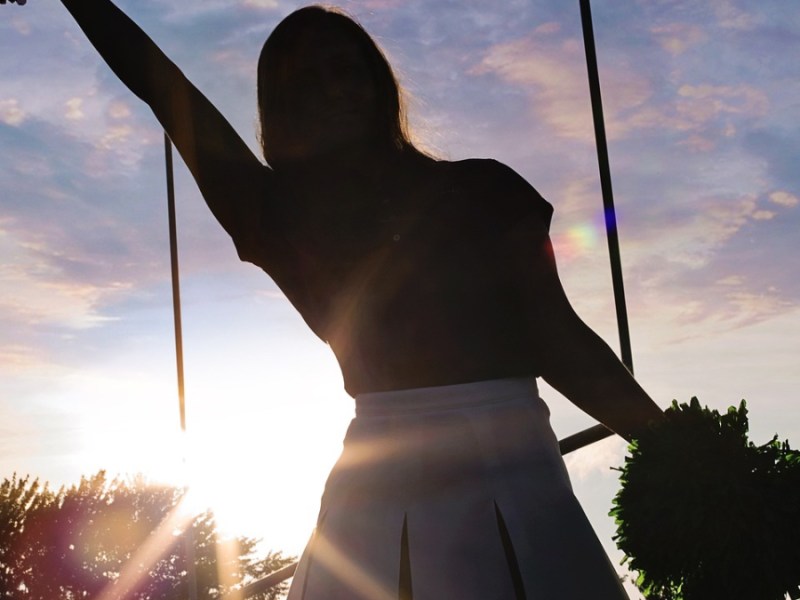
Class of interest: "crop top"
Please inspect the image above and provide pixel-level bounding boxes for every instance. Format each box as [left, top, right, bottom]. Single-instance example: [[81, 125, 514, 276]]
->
[[232, 156, 554, 397]]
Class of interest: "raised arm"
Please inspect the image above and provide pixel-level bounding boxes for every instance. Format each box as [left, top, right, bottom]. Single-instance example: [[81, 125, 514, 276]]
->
[[513, 216, 664, 442], [60, 0, 270, 242]]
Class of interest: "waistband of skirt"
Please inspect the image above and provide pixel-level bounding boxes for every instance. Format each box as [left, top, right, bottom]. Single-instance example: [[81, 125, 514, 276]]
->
[[354, 377, 540, 418]]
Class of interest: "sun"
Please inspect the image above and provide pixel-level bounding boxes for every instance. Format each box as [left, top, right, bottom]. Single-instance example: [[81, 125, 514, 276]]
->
[[63, 331, 356, 557], [157, 379, 355, 557]]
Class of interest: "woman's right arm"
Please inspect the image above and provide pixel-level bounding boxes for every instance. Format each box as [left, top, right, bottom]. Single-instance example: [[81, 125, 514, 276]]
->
[[60, 0, 270, 243], [513, 217, 665, 442]]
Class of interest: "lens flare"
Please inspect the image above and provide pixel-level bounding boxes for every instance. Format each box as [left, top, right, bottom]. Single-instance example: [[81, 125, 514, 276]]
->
[[553, 221, 600, 261]]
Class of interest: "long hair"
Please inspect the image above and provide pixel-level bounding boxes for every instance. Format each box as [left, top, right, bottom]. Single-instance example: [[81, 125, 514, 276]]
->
[[257, 5, 420, 167]]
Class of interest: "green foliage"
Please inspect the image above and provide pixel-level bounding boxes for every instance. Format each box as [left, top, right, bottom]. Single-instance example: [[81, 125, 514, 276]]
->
[[610, 398, 800, 600], [0, 471, 293, 600]]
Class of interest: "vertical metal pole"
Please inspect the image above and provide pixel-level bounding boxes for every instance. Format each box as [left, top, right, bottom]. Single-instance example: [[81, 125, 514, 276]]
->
[[165, 134, 187, 431], [579, 0, 634, 374], [164, 133, 198, 600]]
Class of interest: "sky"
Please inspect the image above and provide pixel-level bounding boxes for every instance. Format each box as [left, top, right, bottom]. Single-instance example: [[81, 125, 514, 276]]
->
[[1, 0, 799, 597]]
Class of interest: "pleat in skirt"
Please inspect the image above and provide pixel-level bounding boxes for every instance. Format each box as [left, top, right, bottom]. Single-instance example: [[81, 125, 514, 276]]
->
[[287, 377, 629, 600]]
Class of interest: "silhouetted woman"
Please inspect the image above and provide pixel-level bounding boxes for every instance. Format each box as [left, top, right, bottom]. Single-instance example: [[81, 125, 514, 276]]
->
[[50, 2, 664, 598]]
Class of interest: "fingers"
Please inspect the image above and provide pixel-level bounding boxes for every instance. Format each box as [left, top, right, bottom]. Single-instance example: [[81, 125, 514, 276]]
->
[[2, 0, 29, 5]]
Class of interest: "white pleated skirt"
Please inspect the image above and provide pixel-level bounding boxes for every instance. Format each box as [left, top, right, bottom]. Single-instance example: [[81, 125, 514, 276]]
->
[[287, 378, 629, 600]]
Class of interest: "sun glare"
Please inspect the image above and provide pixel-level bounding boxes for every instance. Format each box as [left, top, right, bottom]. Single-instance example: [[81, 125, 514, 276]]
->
[[61, 353, 353, 557], [158, 378, 353, 557]]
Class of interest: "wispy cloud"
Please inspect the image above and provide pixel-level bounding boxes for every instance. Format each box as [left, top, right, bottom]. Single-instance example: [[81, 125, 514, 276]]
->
[[671, 83, 769, 149], [564, 435, 627, 481], [10, 16, 31, 36], [470, 28, 599, 142], [472, 28, 770, 150], [711, 0, 758, 31], [0, 343, 42, 372], [241, 0, 281, 9], [650, 22, 708, 56], [64, 97, 85, 121], [0, 99, 26, 126], [769, 190, 799, 207]]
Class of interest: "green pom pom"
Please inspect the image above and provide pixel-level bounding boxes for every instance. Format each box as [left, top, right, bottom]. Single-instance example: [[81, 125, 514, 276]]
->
[[610, 398, 800, 600]]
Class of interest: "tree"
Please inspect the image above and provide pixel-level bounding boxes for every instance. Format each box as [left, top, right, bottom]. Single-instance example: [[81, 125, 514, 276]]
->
[[0, 471, 293, 600], [612, 399, 800, 600], [0, 475, 59, 597]]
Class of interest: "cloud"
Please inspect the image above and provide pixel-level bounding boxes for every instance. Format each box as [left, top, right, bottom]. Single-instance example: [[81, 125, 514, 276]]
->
[[618, 83, 769, 152], [675, 83, 768, 128], [0, 107, 251, 388], [564, 435, 627, 481], [751, 209, 775, 220], [11, 16, 31, 36], [715, 275, 744, 286], [211, 48, 258, 81], [0, 225, 129, 329], [656, 285, 793, 340], [354, 0, 406, 9], [0, 99, 26, 126], [613, 168, 800, 337], [769, 190, 798, 207], [107, 100, 132, 120], [744, 130, 800, 192], [64, 97, 85, 121], [471, 26, 770, 151], [712, 0, 758, 31], [650, 22, 708, 56], [629, 192, 759, 270], [97, 124, 133, 150], [0, 344, 41, 372], [630, 257, 797, 343], [1, 118, 163, 293], [534, 21, 561, 36], [470, 33, 599, 142], [241, 0, 280, 8]]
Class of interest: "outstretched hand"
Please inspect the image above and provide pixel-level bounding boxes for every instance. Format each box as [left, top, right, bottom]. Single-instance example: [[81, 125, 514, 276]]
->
[[0, 0, 29, 5]]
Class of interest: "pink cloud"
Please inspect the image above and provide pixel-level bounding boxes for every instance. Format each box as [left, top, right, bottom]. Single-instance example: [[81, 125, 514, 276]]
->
[[471, 30, 769, 150], [471, 30, 653, 142], [650, 22, 708, 56]]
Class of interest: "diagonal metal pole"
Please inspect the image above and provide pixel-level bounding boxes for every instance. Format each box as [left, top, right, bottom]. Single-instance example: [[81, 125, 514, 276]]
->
[[559, 0, 636, 454], [579, 0, 634, 374], [164, 133, 198, 600]]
